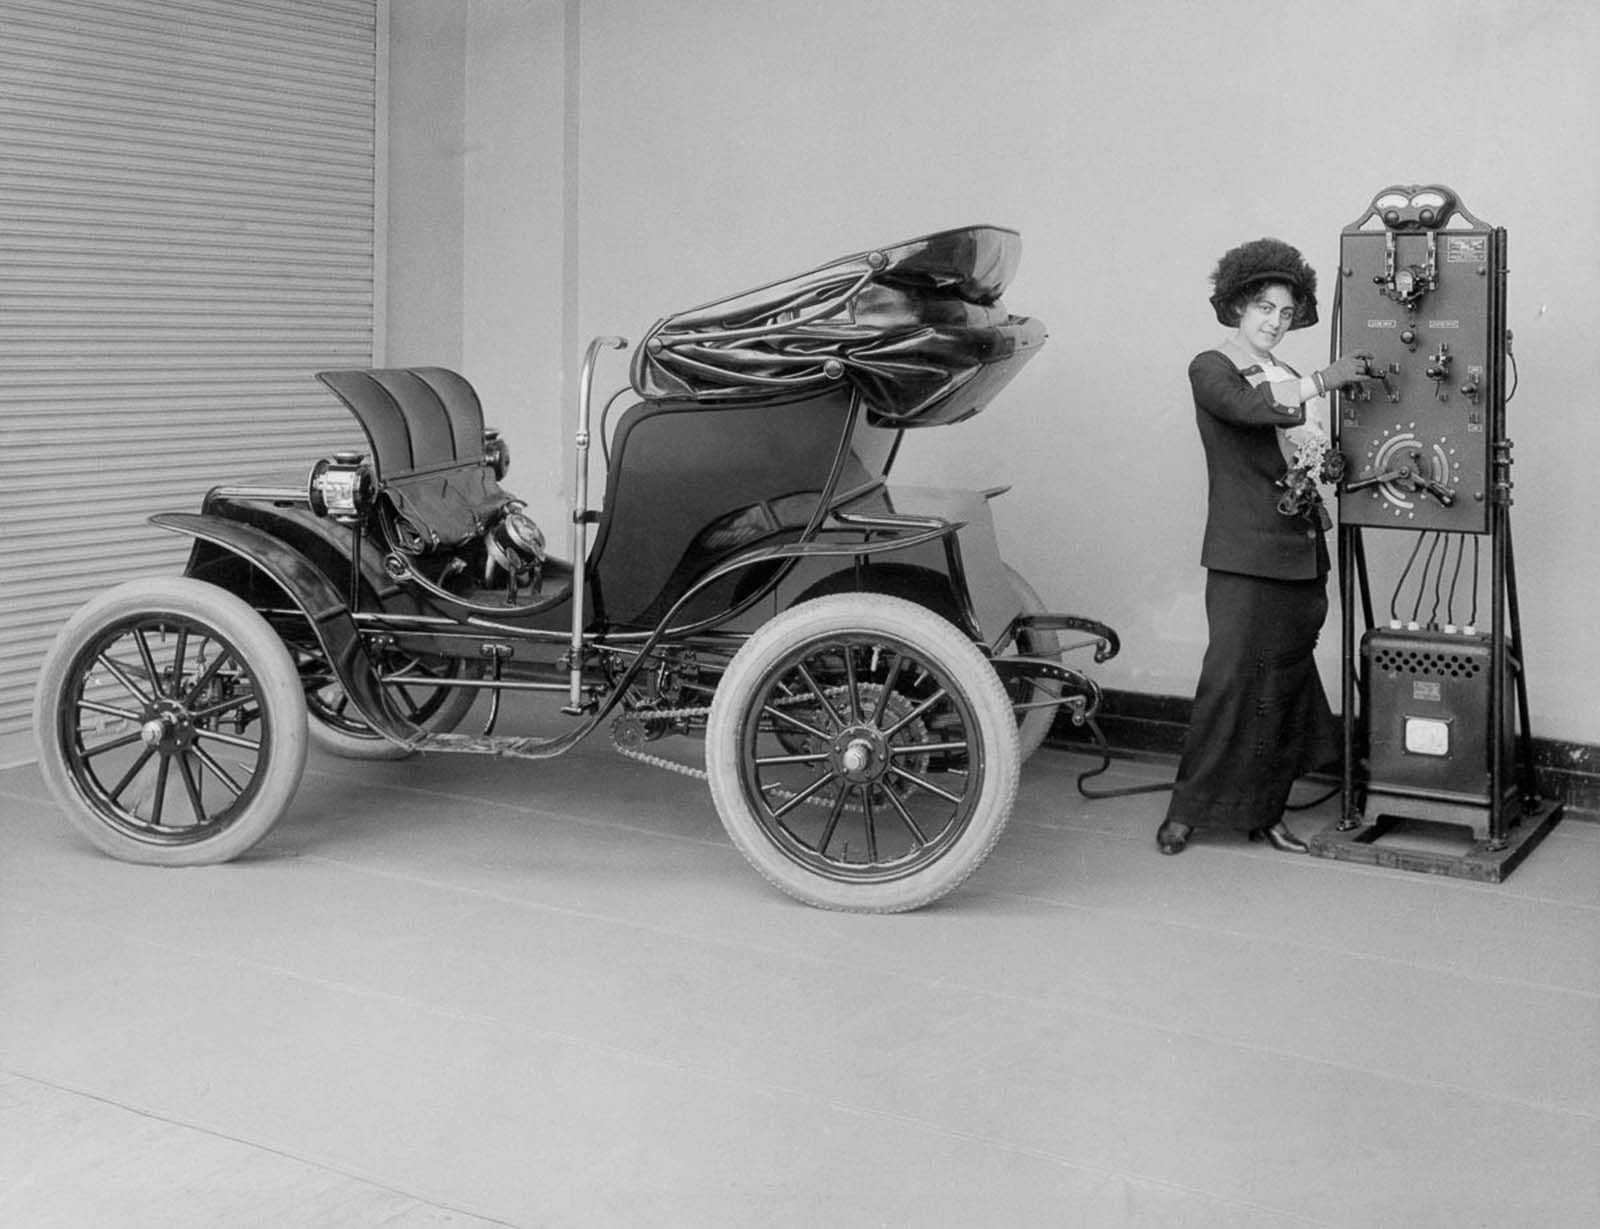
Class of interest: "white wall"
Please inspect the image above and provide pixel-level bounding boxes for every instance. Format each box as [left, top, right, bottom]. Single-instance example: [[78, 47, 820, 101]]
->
[[385, 1, 465, 366], [458, 1, 570, 535], [409, 0, 1600, 744]]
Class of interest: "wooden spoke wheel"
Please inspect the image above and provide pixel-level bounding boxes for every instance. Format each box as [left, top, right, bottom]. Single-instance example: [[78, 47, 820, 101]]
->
[[33, 578, 307, 865], [707, 594, 1018, 912]]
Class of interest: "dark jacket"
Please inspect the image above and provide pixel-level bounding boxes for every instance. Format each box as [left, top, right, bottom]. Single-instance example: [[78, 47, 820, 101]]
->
[[1190, 347, 1329, 580]]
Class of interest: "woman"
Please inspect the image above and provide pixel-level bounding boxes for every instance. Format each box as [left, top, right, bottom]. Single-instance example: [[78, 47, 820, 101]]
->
[[1156, 237, 1369, 856]]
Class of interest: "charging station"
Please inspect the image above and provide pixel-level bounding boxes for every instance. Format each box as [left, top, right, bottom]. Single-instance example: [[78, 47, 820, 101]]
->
[[1310, 185, 1563, 880]]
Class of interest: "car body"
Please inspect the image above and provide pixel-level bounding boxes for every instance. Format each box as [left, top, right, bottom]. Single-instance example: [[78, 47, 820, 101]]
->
[[34, 225, 1117, 911]]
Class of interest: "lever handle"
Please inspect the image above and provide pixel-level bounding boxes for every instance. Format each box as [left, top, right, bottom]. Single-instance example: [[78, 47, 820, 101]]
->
[[1345, 451, 1457, 506], [1344, 465, 1410, 493], [1418, 476, 1457, 506]]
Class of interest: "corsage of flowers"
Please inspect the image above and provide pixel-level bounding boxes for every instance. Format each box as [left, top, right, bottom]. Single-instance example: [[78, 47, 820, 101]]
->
[[1277, 423, 1346, 529]]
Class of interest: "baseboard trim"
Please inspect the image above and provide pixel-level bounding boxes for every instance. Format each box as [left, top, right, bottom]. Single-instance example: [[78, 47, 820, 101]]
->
[[1049, 688, 1599, 822]]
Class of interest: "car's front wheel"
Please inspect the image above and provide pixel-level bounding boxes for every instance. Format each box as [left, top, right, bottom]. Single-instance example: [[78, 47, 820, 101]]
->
[[33, 577, 308, 865]]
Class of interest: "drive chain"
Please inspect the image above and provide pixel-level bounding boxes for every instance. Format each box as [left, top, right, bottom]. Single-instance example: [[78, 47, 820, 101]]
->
[[608, 686, 928, 816], [608, 703, 713, 782]]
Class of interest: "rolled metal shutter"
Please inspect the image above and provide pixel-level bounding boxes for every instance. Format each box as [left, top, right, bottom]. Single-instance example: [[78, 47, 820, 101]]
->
[[0, 0, 379, 761]]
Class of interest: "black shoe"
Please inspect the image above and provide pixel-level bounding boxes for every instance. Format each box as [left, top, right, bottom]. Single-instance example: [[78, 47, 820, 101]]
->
[[1157, 819, 1192, 855], [1249, 821, 1308, 854]]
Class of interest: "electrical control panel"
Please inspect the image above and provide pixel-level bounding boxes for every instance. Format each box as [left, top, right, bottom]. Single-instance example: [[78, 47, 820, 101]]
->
[[1321, 185, 1562, 873], [1335, 185, 1504, 534]]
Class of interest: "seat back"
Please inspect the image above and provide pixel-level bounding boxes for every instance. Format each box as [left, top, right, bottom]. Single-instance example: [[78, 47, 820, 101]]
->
[[316, 367, 509, 553], [588, 387, 860, 628], [316, 367, 488, 477]]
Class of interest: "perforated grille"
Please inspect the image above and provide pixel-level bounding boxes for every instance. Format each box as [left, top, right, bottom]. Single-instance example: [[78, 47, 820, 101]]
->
[[1371, 647, 1483, 679]]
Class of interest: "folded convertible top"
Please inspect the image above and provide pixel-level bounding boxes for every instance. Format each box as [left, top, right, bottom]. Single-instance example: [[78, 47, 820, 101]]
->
[[629, 225, 1047, 427]]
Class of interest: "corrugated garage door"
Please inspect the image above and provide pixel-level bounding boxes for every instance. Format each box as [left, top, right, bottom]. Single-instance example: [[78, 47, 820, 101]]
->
[[0, 0, 379, 761]]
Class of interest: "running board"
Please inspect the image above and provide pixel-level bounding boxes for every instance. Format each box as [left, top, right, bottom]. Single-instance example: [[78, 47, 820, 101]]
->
[[405, 729, 589, 760]]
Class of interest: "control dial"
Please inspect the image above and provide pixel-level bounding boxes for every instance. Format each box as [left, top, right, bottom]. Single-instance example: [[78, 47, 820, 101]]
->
[[1345, 424, 1460, 518]]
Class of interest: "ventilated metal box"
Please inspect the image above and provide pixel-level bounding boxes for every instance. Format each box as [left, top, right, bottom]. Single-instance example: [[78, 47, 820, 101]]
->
[[1362, 627, 1514, 810]]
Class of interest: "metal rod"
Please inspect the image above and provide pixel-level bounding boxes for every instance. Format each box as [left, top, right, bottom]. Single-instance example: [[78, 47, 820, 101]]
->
[[348, 518, 363, 612], [1502, 518, 1539, 801], [570, 335, 628, 710], [1488, 228, 1511, 846], [1340, 524, 1360, 829], [481, 649, 505, 736], [375, 675, 569, 693]]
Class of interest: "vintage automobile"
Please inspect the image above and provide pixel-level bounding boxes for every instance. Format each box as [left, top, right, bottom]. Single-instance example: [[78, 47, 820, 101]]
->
[[33, 225, 1118, 912]]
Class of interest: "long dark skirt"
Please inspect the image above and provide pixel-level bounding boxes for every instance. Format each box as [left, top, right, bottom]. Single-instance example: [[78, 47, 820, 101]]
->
[[1164, 569, 1340, 832]]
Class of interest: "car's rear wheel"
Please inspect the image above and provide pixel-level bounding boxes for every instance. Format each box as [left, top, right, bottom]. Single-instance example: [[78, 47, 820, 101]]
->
[[33, 577, 308, 865], [706, 594, 1018, 912]]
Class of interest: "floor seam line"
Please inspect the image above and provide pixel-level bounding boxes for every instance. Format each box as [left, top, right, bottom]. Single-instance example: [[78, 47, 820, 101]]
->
[[9, 895, 1595, 1128], [0, 1067, 526, 1228], [0, 1062, 1341, 1229]]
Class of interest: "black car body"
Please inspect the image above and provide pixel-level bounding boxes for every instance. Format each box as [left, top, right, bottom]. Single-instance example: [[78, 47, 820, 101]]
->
[[35, 226, 1117, 911]]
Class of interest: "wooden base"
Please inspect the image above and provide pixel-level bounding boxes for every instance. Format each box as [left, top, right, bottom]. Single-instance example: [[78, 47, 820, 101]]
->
[[1308, 797, 1564, 883]]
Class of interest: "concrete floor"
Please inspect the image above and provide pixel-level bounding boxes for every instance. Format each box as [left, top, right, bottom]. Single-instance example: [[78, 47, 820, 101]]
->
[[1, 730, 1596, 1228]]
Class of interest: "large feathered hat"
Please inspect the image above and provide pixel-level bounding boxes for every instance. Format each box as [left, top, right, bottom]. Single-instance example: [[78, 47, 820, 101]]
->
[[1208, 237, 1318, 329]]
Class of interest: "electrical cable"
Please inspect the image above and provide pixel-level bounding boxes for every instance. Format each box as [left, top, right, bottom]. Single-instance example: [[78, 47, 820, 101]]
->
[[1390, 531, 1428, 623], [1469, 535, 1481, 627], [1410, 531, 1441, 625], [1074, 719, 1176, 799], [1329, 270, 1343, 368], [1073, 721, 1339, 811], [1446, 532, 1467, 626], [1286, 780, 1342, 811], [1427, 532, 1449, 628]]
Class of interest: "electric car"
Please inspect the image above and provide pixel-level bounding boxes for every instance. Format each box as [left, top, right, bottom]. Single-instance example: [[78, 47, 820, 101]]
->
[[33, 225, 1118, 912]]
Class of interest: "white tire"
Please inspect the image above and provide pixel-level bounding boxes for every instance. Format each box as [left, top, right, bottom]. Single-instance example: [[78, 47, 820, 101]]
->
[[33, 577, 308, 865], [706, 594, 1019, 912]]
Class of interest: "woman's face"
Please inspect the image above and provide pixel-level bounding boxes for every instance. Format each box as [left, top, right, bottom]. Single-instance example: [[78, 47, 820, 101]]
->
[[1236, 283, 1298, 354]]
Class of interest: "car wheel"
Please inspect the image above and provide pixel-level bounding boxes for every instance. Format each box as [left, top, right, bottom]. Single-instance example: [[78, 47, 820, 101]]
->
[[706, 593, 1018, 912], [1001, 563, 1063, 760], [33, 577, 308, 865]]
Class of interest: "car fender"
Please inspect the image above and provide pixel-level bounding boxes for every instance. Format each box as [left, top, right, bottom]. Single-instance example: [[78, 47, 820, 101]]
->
[[770, 488, 1005, 642], [787, 559, 974, 637], [149, 512, 412, 744]]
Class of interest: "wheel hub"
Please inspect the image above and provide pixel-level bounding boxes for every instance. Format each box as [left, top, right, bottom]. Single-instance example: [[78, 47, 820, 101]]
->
[[139, 700, 195, 750], [832, 725, 888, 783]]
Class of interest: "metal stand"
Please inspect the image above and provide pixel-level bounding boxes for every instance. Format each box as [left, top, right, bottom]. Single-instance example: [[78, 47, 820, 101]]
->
[[1309, 799, 1563, 883], [1315, 510, 1564, 881]]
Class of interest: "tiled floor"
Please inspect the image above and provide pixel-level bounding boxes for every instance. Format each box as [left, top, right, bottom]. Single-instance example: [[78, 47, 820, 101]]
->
[[2, 731, 1596, 1228]]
